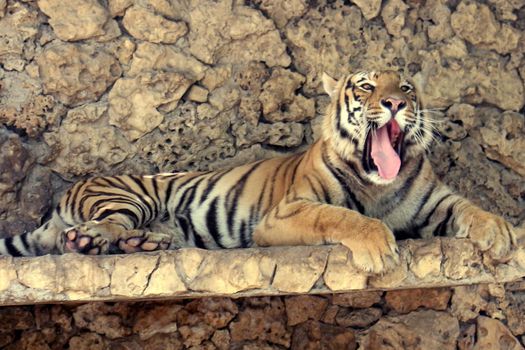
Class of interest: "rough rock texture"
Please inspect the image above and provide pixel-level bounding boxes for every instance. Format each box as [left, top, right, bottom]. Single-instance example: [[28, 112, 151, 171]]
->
[[1, 0, 522, 226], [1, 0, 525, 349], [37, 41, 122, 107], [1, 280, 525, 349], [1, 238, 525, 304], [122, 6, 187, 44], [38, 0, 120, 42]]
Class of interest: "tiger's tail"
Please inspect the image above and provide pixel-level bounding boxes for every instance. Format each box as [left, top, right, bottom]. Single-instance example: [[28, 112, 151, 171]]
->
[[0, 211, 66, 256]]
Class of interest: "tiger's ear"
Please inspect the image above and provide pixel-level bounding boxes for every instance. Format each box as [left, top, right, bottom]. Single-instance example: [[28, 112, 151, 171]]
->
[[322, 72, 338, 98]]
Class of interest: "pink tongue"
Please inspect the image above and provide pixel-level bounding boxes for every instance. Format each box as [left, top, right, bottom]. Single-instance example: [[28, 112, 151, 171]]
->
[[370, 126, 401, 179]]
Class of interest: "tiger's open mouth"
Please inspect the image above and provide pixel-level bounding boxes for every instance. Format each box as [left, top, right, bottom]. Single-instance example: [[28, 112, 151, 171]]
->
[[363, 119, 405, 180]]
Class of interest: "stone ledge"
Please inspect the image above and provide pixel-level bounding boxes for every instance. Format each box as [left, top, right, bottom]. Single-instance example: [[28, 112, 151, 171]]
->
[[1, 237, 525, 306]]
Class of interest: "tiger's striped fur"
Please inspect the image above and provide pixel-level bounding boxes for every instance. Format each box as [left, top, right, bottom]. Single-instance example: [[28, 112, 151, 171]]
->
[[0, 70, 517, 274]]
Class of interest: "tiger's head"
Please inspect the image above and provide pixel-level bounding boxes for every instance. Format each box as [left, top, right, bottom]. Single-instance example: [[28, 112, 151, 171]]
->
[[322, 70, 434, 184]]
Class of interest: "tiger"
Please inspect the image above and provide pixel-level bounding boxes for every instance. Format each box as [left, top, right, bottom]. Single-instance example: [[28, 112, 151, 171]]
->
[[0, 70, 517, 274]]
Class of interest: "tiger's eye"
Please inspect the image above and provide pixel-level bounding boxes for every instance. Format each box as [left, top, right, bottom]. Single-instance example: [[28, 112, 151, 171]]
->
[[360, 83, 374, 91], [400, 85, 412, 92]]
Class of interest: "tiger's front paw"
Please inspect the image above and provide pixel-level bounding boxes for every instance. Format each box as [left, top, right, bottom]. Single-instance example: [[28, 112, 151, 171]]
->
[[459, 209, 517, 261], [342, 219, 400, 274]]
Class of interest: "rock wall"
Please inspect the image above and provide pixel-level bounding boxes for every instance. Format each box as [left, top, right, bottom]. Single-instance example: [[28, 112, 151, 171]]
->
[[0, 0, 523, 235], [2, 284, 525, 349], [0, 0, 524, 349]]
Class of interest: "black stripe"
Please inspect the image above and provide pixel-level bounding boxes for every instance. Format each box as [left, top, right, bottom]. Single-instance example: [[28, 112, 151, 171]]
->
[[256, 177, 269, 217], [342, 156, 371, 186], [86, 194, 147, 225], [176, 215, 191, 241], [404, 180, 436, 227], [312, 174, 332, 204], [335, 102, 351, 139], [95, 177, 127, 190], [226, 162, 265, 237], [92, 208, 140, 227], [175, 177, 206, 214], [206, 198, 226, 248], [248, 205, 257, 229], [113, 177, 155, 222], [412, 193, 453, 233], [433, 204, 455, 237], [267, 158, 292, 211], [200, 170, 230, 204], [151, 177, 162, 213], [164, 177, 177, 208], [187, 210, 206, 248], [322, 149, 364, 213], [19, 232, 31, 252], [289, 156, 303, 185], [130, 175, 158, 219], [68, 182, 85, 221], [4, 237, 22, 257], [304, 175, 322, 201], [239, 220, 249, 248]]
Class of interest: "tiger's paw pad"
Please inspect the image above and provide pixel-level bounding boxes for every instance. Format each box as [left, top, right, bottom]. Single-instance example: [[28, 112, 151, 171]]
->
[[62, 226, 109, 255], [117, 232, 172, 253], [343, 221, 400, 274]]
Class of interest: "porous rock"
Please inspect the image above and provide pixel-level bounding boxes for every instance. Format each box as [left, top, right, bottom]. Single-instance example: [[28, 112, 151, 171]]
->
[[72, 303, 131, 340], [451, 2, 521, 54], [0, 2, 40, 71], [382, 0, 409, 37], [451, 285, 490, 322], [360, 310, 460, 349], [419, 0, 454, 42], [37, 42, 122, 107], [352, 0, 382, 20], [472, 111, 525, 177], [259, 68, 315, 123], [284, 295, 328, 326], [108, 71, 192, 141], [291, 320, 356, 350], [385, 288, 452, 314], [122, 6, 187, 44], [179, 0, 290, 66], [38, 0, 120, 41], [252, 0, 308, 28], [108, 43, 206, 141], [415, 50, 524, 111], [43, 102, 133, 178], [335, 307, 382, 328], [475, 316, 524, 350], [68, 333, 107, 350], [285, 3, 364, 94], [133, 303, 182, 340], [331, 291, 383, 308], [230, 298, 291, 347]]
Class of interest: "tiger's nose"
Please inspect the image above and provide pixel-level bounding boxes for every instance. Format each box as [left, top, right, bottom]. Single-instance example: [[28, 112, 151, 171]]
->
[[381, 97, 406, 113]]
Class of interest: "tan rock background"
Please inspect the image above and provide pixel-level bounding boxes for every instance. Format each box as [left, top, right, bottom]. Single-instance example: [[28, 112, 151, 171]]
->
[[0, 0, 524, 349]]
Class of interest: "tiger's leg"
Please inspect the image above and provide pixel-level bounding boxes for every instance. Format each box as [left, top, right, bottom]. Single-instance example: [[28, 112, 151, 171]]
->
[[419, 185, 517, 261], [60, 211, 172, 255], [253, 199, 399, 274]]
